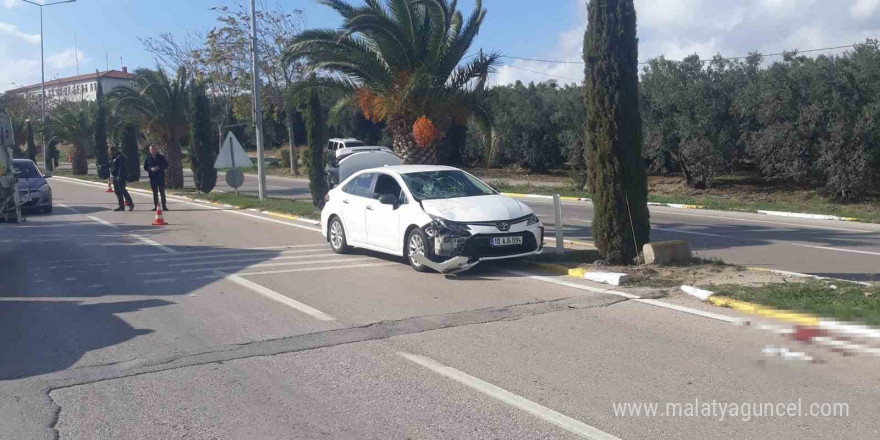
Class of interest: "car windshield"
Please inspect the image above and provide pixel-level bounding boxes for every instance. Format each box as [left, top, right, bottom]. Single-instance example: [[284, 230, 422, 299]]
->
[[401, 170, 495, 200], [13, 161, 41, 179], [343, 140, 365, 147]]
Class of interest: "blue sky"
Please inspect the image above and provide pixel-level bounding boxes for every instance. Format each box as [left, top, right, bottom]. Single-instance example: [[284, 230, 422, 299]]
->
[[3, 0, 880, 91]]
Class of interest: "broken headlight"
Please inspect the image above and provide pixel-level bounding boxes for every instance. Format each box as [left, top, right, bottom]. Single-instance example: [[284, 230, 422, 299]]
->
[[427, 215, 471, 236], [426, 215, 471, 257]]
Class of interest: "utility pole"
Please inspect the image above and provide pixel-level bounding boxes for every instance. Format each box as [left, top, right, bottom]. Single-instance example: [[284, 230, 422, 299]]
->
[[20, 0, 77, 176], [250, 0, 267, 201]]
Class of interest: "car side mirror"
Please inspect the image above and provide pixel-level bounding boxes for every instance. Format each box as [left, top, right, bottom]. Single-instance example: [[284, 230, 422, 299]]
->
[[379, 194, 397, 205]]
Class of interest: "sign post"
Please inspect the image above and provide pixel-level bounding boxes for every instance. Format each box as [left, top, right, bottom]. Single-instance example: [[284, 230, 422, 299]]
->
[[215, 132, 253, 196]]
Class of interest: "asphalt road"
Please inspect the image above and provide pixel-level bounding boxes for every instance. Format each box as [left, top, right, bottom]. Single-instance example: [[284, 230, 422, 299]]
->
[[197, 168, 880, 282], [2, 178, 879, 439], [60, 163, 880, 280]]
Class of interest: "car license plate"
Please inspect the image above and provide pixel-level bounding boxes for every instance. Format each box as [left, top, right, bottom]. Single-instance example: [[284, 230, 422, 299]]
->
[[491, 236, 522, 247]]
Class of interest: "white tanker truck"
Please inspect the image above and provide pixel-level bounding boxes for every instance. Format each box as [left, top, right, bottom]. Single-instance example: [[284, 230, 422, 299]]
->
[[0, 113, 23, 223]]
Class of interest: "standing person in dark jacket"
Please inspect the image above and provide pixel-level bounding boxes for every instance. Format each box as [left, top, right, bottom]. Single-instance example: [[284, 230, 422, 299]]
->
[[109, 147, 134, 211], [144, 144, 169, 211]]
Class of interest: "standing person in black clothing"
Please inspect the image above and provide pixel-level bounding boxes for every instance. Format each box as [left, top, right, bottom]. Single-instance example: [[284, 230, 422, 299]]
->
[[109, 147, 134, 211], [144, 144, 169, 211]]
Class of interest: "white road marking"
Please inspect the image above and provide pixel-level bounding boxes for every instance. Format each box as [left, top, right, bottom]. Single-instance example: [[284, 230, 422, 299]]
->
[[157, 247, 330, 263], [651, 227, 744, 240], [240, 262, 398, 276], [502, 269, 745, 324], [224, 208, 322, 232], [129, 234, 178, 254], [56, 203, 81, 214], [523, 194, 878, 232], [141, 278, 178, 284], [87, 216, 117, 228], [174, 252, 336, 267], [634, 299, 748, 325], [650, 209, 873, 233], [792, 243, 880, 257], [501, 269, 641, 299], [399, 352, 621, 440], [180, 257, 374, 273], [132, 244, 327, 259], [217, 270, 336, 321], [134, 270, 177, 277]]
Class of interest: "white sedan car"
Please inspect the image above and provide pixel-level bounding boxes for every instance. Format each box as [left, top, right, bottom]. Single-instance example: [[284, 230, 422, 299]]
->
[[321, 165, 544, 273]]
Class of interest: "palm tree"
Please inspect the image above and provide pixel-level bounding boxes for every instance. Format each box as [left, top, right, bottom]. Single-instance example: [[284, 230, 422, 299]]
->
[[284, 0, 499, 164], [109, 67, 190, 188], [44, 102, 95, 175]]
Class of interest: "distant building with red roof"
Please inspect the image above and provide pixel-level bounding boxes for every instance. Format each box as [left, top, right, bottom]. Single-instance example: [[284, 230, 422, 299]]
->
[[6, 68, 136, 107]]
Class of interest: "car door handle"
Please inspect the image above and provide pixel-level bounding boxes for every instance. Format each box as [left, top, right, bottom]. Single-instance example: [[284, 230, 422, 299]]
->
[[342, 199, 349, 204], [366, 205, 374, 211]]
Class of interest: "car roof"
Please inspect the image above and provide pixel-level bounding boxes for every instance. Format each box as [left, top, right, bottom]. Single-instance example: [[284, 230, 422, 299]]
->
[[373, 165, 461, 175], [12, 159, 36, 165]]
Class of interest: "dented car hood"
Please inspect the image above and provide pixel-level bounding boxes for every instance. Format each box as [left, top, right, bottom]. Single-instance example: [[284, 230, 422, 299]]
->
[[420, 194, 531, 222]]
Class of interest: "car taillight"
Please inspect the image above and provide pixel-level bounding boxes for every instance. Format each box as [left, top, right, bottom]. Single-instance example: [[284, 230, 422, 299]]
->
[[324, 193, 330, 203]]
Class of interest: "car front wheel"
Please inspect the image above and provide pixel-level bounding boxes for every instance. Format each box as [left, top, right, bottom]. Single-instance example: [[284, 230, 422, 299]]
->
[[406, 228, 433, 273], [328, 217, 351, 254]]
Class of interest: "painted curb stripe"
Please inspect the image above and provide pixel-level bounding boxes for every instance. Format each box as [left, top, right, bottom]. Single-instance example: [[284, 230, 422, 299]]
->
[[707, 296, 820, 326]]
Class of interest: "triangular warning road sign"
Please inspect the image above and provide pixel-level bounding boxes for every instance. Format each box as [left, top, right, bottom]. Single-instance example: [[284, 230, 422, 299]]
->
[[214, 132, 254, 169]]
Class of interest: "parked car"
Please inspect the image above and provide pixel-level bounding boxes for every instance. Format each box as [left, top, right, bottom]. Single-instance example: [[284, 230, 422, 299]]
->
[[13, 159, 52, 214], [321, 165, 544, 273], [325, 138, 366, 155], [325, 146, 400, 187]]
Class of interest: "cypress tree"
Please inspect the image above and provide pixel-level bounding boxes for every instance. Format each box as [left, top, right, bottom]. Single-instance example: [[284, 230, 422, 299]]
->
[[122, 124, 141, 182], [94, 76, 110, 179], [25, 120, 36, 162], [188, 80, 217, 193], [306, 77, 328, 208], [583, 0, 650, 264]]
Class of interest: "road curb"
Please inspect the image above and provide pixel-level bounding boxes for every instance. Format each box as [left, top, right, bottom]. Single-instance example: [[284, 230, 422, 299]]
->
[[746, 266, 874, 286], [530, 262, 626, 286], [706, 296, 821, 326], [504, 191, 868, 224], [543, 237, 596, 248]]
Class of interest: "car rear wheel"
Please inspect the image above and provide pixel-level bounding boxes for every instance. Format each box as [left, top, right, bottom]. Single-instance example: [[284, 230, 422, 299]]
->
[[328, 217, 351, 254], [406, 228, 433, 273]]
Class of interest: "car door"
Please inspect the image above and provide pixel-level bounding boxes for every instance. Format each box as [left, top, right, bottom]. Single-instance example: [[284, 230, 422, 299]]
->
[[366, 173, 404, 251], [339, 172, 376, 244]]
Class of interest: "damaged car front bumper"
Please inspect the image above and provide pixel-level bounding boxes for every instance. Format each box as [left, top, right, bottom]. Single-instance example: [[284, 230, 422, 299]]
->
[[417, 216, 544, 274]]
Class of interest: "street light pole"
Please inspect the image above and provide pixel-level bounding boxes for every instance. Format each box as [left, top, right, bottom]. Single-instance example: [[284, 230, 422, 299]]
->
[[21, 0, 77, 176], [250, 0, 267, 201], [39, 6, 46, 172]]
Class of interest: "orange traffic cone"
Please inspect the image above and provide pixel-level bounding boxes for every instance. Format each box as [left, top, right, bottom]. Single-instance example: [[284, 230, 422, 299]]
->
[[152, 207, 168, 226], [105, 180, 114, 192]]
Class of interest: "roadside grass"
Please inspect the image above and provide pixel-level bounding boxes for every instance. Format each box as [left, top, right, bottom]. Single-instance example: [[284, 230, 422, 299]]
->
[[713, 280, 880, 326], [489, 176, 880, 224], [204, 192, 321, 220]]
